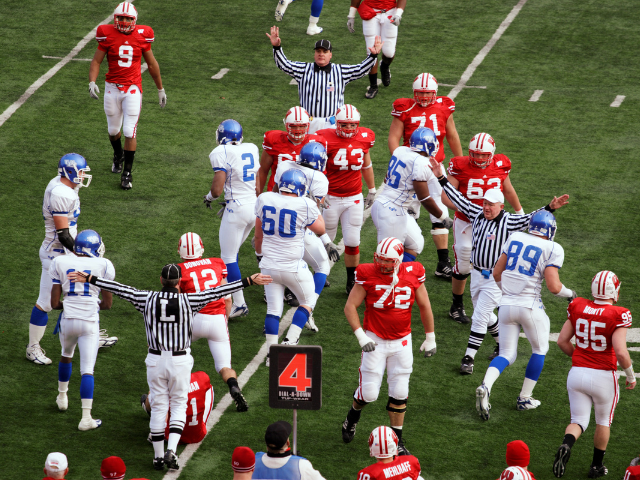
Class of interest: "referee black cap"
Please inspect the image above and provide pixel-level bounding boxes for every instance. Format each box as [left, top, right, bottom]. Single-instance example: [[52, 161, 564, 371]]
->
[[314, 39, 332, 51], [161, 263, 182, 280]]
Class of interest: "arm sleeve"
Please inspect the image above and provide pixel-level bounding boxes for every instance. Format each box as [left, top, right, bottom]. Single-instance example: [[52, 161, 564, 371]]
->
[[210, 147, 227, 172], [93, 277, 149, 313], [187, 279, 247, 312], [547, 243, 565, 269], [49, 259, 61, 283], [300, 459, 326, 480], [340, 54, 378, 83], [305, 199, 320, 226], [273, 47, 306, 81], [103, 259, 116, 281], [441, 178, 482, 220]]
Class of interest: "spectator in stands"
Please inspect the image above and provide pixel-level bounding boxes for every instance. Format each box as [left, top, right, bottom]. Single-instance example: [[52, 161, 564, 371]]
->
[[43, 452, 68, 480], [232, 446, 255, 479]]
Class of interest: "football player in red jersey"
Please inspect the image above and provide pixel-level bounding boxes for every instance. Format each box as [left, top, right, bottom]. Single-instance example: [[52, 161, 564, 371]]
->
[[358, 426, 422, 480], [176, 232, 248, 412], [553, 271, 635, 479], [388, 73, 462, 279], [445, 133, 523, 325], [341, 238, 436, 455], [88, 2, 166, 190], [316, 104, 377, 294]]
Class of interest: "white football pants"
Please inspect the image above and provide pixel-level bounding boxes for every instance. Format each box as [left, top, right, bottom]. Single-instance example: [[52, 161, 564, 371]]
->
[[371, 200, 424, 254], [304, 230, 330, 275], [322, 193, 364, 248], [308, 117, 335, 134], [567, 366, 619, 430], [262, 265, 317, 317], [37, 246, 66, 311], [363, 9, 399, 58], [104, 82, 142, 138], [192, 313, 231, 373], [59, 316, 99, 375], [497, 304, 550, 365], [452, 217, 472, 275], [219, 199, 256, 264], [469, 269, 501, 335]]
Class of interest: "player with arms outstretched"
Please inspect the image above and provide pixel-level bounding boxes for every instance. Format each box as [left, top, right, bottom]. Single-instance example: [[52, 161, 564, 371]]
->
[[358, 426, 423, 480], [552, 271, 635, 479], [388, 73, 462, 277], [317, 105, 376, 294], [203, 120, 259, 318], [341, 238, 437, 455], [89, 1, 166, 190]]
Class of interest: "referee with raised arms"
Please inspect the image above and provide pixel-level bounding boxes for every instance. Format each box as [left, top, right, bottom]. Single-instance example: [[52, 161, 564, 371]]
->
[[266, 26, 382, 133], [427, 157, 569, 375], [69, 264, 271, 471]]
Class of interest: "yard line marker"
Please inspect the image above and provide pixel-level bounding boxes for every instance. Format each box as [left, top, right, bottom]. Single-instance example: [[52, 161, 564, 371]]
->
[[529, 90, 544, 102], [610, 95, 625, 107], [211, 68, 230, 80], [42, 55, 93, 61], [448, 0, 529, 101]]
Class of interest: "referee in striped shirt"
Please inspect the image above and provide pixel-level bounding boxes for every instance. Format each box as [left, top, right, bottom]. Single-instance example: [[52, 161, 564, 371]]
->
[[427, 157, 569, 375], [69, 264, 271, 471], [267, 26, 382, 133]]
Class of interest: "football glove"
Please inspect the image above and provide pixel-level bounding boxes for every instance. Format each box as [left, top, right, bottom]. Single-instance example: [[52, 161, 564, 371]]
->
[[389, 12, 402, 26], [569, 290, 577, 302], [203, 192, 218, 209], [324, 241, 341, 263], [355, 327, 376, 352], [420, 333, 437, 357], [442, 217, 454, 229], [255, 251, 263, 264], [362, 341, 376, 352], [347, 16, 356, 33], [216, 201, 226, 218], [158, 88, 167, 108], [364, 191, 376, 209], [89, 81, 100, 100]]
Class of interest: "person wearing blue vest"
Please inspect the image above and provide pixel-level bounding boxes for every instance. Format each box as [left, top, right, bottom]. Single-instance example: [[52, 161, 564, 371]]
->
[[253, 421, 326, 480]]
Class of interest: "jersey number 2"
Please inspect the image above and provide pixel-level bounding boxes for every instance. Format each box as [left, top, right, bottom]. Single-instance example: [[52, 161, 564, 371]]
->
[[242, 153, 255, 182]]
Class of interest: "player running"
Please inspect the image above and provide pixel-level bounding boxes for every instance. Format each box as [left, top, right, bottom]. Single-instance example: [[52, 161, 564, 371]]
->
[[552, 271, 635, 479], [89, 1, 166, 190], [358, 426, 422, 480], [341, 237, 437, 455], [49, 230, 114, 431], [316, 104, 377, 294], [176, 232, 248, 412], [203, 119, 259, 318]]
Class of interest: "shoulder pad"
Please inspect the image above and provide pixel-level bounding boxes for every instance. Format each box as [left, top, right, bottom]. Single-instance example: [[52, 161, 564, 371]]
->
[[439, 96, 455, 111], [391, 98, 415, 115], [137, 25, 155, 42]]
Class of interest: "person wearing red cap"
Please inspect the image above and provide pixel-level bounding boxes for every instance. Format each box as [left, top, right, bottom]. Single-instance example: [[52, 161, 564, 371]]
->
[[100, 456, 126, 480], [43, 452, 68, 480], [506, 441, 534, 475], [232, 446, 255, 479]]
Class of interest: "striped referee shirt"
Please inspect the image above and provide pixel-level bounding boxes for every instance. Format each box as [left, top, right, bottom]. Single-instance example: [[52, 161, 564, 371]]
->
[[273, 46, 377, 118], [91, 277, 245, 351], [441, 179, 554, 270]]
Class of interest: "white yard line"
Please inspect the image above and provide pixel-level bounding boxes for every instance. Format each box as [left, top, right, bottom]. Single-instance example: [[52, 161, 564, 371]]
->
[[439, 83, 486, 89], [211, 68, 230, 80], [42, 56, 93, 61], [610, 95, 625, 107], [447, 0, 529, 100], [529, 90, 544, 102]]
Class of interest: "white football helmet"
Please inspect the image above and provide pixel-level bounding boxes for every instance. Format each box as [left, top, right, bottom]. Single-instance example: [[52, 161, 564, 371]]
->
[[368, 426, 398, 459], [374, 237, 404, 288], [413, 73, 438, 107], [499, 466, 533, 480], [283, 106, 310, 142], [178, 232, 204, 260], [335, 104, 361, 138], [591, 270, 621, 304], [469, 133, 496, 168], [114, 2, 138, 34]]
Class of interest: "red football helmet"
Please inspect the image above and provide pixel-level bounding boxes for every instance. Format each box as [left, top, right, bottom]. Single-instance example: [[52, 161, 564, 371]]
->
[[413, 73, 438, 107], [469, 133, 496, 168], [335, 104, 361, 138], [368, 426, 398, 459], [283, 106, 310, 143], [114, 2, 138, 34], [591, 270, 621, 304], [178, 232, 204, 260]]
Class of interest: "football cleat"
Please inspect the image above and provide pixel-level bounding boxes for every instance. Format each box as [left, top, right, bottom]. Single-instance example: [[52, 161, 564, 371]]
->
[[342, 418, 357, 444], [435, 259, 453, 279], [99, 329, 118, 348], [460, 355, 474, 375], [282, 337, 299, 346], [229, 303, 249, 318], [284, 288, 299, 307], [164, 449, 179, 470], [265, 354, 270, 367], [26, 344, 52, 365], [112, 153, 123, 173], [78, 418, 102, 431], [397, 438, 411, 456], [516, 396, 541, 410], [553, 444, 572, 478], [306, 23, 323, 35], [141, 394, 151, 417], [587, 465, 608, 478], [230, 385, 249, 412], [304, 315, 319, 332], [449, 304, 471, 324], [275, 0, 292, 21], [380, 64, 391, 87], [147, 432, 153, 444], [489, 345, 500, 360], [56, 394, 68, 411], [365, 86, 379, 99], [121, 171, 132, 190], [346, 278, 356, 295], [476, 383, 491, 420], [153, 457, 165, 470]]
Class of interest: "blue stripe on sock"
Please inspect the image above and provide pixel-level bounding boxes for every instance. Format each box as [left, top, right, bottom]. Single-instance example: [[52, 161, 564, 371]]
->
[[58, 362, 72, 382], [292, 307, 311, 329], [80, 375, 94, 399], [525, 353, 546, 381], [30, 306, 49, 326], [402, 252, 416, 263], [226, 262, 242, 283], [265, 314, 280, 335], [313, 272, 327, 295], [310, 0, 324, 17], [489, 356, 510, 374]]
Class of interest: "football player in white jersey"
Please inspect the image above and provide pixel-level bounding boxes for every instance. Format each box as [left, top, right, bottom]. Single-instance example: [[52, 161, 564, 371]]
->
[[255, 169, 328, 362], [49, 230, 116, 431], [273, 142, 340, 331], [372, 128, 451, 263], [203, 120, 260, 318], [475, 211, 576, 420]]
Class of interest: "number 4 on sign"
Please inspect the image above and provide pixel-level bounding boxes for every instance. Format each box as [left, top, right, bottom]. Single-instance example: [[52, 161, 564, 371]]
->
[[279, 354, 312, 392]]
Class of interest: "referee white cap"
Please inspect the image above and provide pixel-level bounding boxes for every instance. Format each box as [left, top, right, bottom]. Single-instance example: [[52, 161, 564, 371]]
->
[[483, 189, 504, 204]]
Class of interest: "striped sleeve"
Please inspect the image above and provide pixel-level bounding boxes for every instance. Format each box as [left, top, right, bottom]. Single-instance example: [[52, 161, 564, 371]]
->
[[187, 279, 246, 312], [442, 179, 482, 220], [339, 55, 377, 83], [93, 277, 150, 313], [273, 47, 306, 81], [506, 206, 548, 233]]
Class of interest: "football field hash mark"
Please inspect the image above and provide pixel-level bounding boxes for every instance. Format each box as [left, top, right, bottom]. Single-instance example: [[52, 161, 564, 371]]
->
[[439, 83, 486, 89], [529, 90, 544, 102], [610, 95, 625, 107], [42, 55, 92, 61], [211, 68, 230, 80]]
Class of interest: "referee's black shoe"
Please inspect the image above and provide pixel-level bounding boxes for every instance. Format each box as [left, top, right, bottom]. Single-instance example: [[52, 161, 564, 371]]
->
[[380, 64, 391, 87], [449, 303, 471, 324], [365, 86, 378, 99]]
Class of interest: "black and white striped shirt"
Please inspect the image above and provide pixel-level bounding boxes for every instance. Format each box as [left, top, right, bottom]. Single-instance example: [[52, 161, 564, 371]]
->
[[92, 277, 245, 351], [441, 179, 553, 270], [273, 46, 377, 118]]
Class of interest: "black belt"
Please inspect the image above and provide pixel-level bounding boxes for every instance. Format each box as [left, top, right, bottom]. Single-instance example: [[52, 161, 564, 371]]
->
[[473, 265, 493, 279], [148, 348, 186, 356]]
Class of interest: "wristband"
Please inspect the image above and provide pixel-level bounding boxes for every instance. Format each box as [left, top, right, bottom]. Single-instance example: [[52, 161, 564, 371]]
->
[[320, 233, 331, 244], [515, 208, 525, 215], [255, 250, 262, 257], [354, 327, 370, 347], [89, 274, 98, 285], [554, 285, 573, 298], [205, 192, 215, 202], [348, 6, 357, 17], [394, 8, 404, 16], [624, 366, 636, 380], [438, 211, 449, 222], [418, 196, 431, 203], [368, 187, 376, 193], [425, 332, 435, 341], [242, 277, 251, 288]]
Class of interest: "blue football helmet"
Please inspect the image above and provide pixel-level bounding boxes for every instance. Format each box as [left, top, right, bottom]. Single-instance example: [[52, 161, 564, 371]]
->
[[297, 142, 328, 171], [74, 229, 105, 258], [279, 169, 307, 197], [409, 127, 439, 156], [58, 153, 91, 188], [216, 119, 243, 145], [529, 211, 557, 241]]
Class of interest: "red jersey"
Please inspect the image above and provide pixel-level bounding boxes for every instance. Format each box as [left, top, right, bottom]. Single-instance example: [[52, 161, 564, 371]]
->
[[96, 24, 154, 89], [355, 262, 425, 340], [358, 455, 421, 480], [178, 258, 227, 316], [362, 0, 397, 9], [262, 131, 328, 191], [391, 97, 455, 163], [568, 297, 632, 371], [624, 465, 640, 480], [447, 154, 512, 222], [316, 127, 375, 197], [496, 467, 536, 480], [164, 371, 214, 444]]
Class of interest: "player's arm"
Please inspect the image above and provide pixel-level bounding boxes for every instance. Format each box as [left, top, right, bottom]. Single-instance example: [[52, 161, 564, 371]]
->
[[50, 284, 63, 310], [556, 319, 575, 357], [257, 151, 274, 194], [142, 49, 163, 90], [415, 283, 436, 357], [441, 174, 459, 210], [445, 115, 463, 157], [344, 284, 376, 351], [100, 291, 113, 310], [503, 176, 523, 214], [210, 171, 226, 199], [307, 215, 327, 235], [414, 180, 448, 222], [68, 273, 149, 312], [492, 253, 508, 288], [88, 48, 106, 86], [613, 327, 636, 389], [388, 117, 404, 155], [544, 266, 576, 300], [361, 152, 376, 207], [53, 215, 75, 251], [254, 217, 264, 254]]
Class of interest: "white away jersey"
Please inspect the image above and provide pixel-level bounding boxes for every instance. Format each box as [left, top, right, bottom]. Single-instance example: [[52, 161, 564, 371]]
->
[[255, 192, 319, 272], [42, 176, 80, 251], [209, 143, 260, 202], [500, 231, 565, 308], [49, 254, 116, 320], [274, 162, 329, 200], [377, 146, 435, 213]]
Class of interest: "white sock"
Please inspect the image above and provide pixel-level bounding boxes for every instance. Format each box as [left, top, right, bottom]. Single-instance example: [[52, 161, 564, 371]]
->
[[309, 15, 319, 25], [29, 324, 47, 346], [232, 291, 246, 306], [58, 381, 69, 395], [266, 334, 278, 349], [286, 325, 303, 342], [520, 378, 538, 398], [153, 440, 165, 458], [167, 432, 181, 451], [81, 398, 93, 420], [483, 366, 501, 393], [465, 348, 478, 359]]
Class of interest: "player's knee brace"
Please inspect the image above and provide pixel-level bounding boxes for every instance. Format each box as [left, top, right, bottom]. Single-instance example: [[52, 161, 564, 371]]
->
[[430, 222, 449, 236], [452, 272, 470, 281], [386, 397, 407, 414], [344, 245, 359, 255]]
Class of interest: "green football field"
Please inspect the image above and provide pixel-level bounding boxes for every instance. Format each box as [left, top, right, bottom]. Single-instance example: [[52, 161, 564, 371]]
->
[[1, 0, 639, 478]]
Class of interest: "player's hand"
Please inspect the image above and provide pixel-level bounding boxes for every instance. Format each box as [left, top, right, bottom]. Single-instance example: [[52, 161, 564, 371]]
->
[[249, 273, 272, 285], [389, 12, 402, 26], [347, 16, 356, 33], [368, 36, 383, 55], [362, 341, 376, 352], [158, 88, 167, 108], [427, 156, 444, 178], [549, 194, 570, 210], [89, 81, 100, 100], [203, 192, 217, 209], [364, 191, 376, 209], [420, 333, 437, 357], [626, 377, 637, 390], [442, 217, 454, 230], [324, 241, 341, 263], [266, 26, 281, 47], [216, 201, 226, 219]]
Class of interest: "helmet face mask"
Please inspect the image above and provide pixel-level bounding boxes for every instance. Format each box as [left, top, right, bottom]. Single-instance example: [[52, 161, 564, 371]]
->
[[413, 73, 438, 107], [114, 2, 137, 33], [469, 133, 496, 168], [368, 426, 399, 459], [591, 270, 621, 303], [284, 107, 310, 143], [178, 232, 204, 260], [335, 105, 361, 138], [58, 153, 92, 188], [74, 230, 104, 258]]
